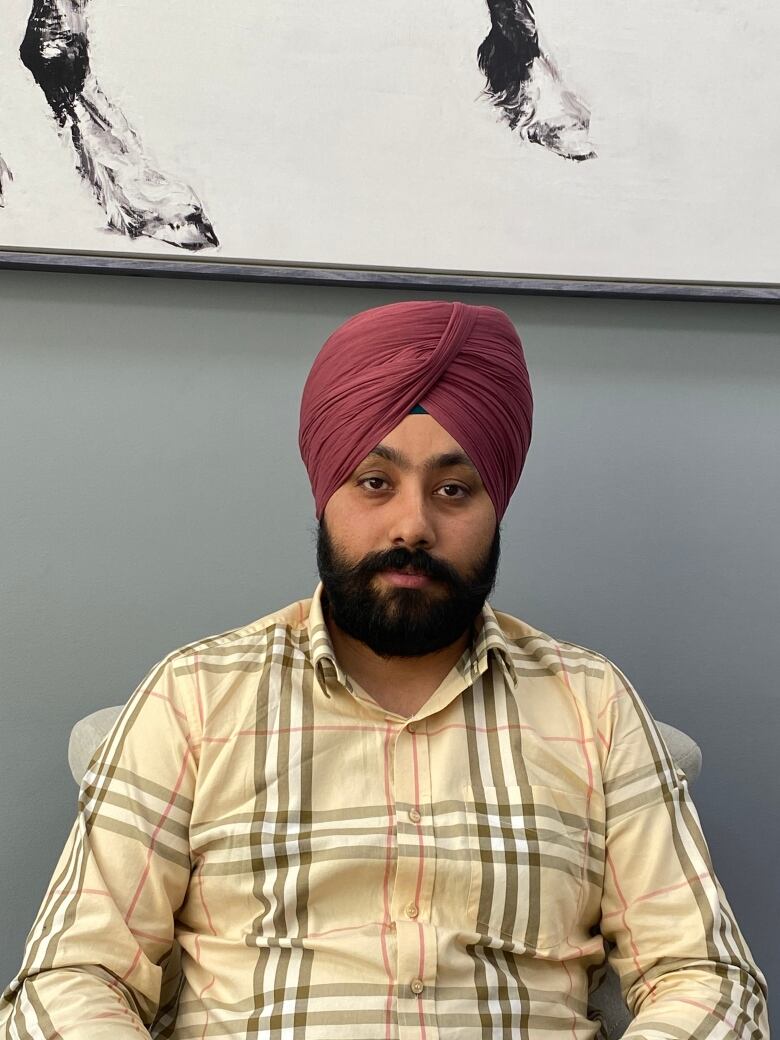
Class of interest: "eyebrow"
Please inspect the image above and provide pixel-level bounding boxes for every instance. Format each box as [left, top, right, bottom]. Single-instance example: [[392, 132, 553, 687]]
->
[[364, 444, 480, 477]]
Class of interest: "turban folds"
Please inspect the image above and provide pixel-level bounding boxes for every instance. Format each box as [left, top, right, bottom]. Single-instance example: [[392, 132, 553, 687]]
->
[[299, 300, 533, 520]]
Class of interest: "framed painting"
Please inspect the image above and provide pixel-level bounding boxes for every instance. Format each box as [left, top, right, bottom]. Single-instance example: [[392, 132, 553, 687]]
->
[[0, 0, 778, 301]]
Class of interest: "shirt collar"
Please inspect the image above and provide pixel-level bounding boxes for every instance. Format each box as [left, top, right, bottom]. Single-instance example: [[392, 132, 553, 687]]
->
[[307, 583, 355, 694], [462, 599, 518, 689], [306, 582, 518, 698]]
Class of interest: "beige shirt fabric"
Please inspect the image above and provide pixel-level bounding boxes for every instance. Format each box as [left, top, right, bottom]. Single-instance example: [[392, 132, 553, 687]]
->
[[0, 586, 768, 1039]]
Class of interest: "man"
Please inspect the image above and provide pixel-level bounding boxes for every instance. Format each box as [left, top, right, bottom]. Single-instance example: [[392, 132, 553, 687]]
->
[[0, 300, 768, 1039]]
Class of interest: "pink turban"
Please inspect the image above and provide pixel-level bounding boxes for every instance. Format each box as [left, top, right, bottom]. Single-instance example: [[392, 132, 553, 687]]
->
[[299, 300, 533, 520]]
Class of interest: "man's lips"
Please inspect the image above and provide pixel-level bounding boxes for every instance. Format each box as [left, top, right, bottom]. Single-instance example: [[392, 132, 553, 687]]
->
[[379, 570, 433, 588]]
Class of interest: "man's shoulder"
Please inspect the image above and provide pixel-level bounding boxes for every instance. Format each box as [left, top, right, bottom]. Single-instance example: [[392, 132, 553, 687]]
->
[[162, 596, 315, 673], [489, 605, 616, 683], [489, 607, 644, 738], [489, 605, 613, 667]]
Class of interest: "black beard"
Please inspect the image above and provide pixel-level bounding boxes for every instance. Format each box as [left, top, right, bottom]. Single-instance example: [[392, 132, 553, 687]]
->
[[316, 519, 501, 658]]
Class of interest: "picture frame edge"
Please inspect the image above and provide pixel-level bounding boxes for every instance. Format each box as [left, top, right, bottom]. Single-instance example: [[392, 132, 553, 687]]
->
[[1, 249, 778, 305]]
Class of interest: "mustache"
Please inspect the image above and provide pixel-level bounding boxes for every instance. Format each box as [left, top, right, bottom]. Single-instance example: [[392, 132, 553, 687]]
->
[[351, 547, 461, 586]]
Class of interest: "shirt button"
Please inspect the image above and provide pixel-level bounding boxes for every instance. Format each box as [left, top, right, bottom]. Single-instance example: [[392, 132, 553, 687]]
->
[[409, 808, 422, 824], [407, 723, 417, 733], [405, 903, 419, 919], [410, 978, 424, 995]]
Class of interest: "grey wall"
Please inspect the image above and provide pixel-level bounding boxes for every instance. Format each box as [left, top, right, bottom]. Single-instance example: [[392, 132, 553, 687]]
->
[[1, 270, 777, 1028]]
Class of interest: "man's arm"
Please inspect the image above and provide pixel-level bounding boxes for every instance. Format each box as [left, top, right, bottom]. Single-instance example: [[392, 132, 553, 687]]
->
[[597, 660, 769, 1040], [0, 653, 199, 1039]]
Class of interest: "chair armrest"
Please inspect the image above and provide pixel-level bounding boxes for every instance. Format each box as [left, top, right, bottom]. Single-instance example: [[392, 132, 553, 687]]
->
[[654, 720, 702, 784], [67, 705, 124, 784]]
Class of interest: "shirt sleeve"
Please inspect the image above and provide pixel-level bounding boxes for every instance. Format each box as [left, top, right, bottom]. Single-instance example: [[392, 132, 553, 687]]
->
[[0, 652, 199, 1040], [597, 659, 769, 1040]]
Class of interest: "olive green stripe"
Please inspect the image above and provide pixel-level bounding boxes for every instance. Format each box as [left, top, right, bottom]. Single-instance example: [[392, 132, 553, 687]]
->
[[84, 789, 191, 841], [476, 668, 524, 943], [15, 821, 83, 978], [246, 640, 275, 1033], [290, 635, 316, 1037], [88, 816, 191, 870]]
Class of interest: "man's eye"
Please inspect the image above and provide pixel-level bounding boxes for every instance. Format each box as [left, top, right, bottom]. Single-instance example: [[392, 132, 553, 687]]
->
[[437, 484, 468, 499], [359, 477, 389, 491]]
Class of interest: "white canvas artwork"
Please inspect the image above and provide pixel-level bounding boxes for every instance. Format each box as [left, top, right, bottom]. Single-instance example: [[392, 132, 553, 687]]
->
[[0, 0, 778, 286]]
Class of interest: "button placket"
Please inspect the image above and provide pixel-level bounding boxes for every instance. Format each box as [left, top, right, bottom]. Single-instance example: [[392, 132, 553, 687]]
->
[[391, 722, 435, 922], [392, 726, 423, 920], [394, 718, 440, 1040], [397, 723, 440, 1040]]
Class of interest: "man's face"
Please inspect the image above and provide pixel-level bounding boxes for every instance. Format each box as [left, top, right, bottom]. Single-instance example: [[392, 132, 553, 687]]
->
[[318, 414, 500, 658]]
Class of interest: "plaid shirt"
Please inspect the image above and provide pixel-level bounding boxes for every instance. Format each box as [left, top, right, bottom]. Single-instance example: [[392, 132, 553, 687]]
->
[[1, 585, 768, 1039]]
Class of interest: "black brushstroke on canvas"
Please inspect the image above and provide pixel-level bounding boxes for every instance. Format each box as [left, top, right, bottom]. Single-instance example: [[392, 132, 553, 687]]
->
[[478, 0, 540, 98], [17, 0, 218, 249], [20, 0, 89, 122], [478, 0, 595, 160]]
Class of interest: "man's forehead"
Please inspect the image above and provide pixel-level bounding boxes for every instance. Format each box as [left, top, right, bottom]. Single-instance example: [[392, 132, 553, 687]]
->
[[352, 413, 476, 472], [360, 442, 480, 475]]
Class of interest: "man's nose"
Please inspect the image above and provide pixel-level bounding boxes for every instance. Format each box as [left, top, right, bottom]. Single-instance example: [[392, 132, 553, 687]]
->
[[387, 487, 436, 549]]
